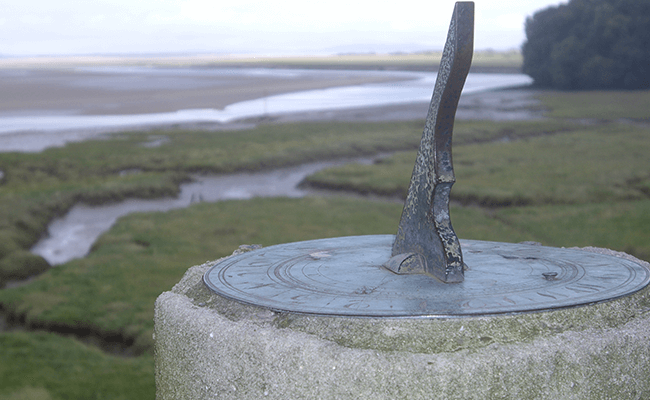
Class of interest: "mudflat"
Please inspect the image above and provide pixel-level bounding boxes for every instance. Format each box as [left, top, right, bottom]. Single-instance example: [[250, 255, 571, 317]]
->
[[0, 68, 409, 116], [0, 60, 541, 152]]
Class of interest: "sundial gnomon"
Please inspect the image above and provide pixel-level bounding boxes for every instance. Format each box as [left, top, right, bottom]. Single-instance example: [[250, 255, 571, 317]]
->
[[204, 2, 650, 317]]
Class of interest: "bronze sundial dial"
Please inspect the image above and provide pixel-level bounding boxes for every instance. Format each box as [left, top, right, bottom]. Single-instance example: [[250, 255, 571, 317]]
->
[[204, 2, 650, 317]]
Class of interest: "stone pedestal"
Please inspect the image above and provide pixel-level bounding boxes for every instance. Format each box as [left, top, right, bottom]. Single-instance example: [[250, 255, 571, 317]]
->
[[154, 247, 650, 399]]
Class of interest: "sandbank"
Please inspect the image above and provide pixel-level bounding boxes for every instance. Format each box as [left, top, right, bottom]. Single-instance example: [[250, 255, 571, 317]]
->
[[0, 64, 540, 152], [0, 68, 410, 116]]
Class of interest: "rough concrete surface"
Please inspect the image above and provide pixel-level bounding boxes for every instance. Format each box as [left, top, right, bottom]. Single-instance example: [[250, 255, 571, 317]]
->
[[154, 246, 650, 399]]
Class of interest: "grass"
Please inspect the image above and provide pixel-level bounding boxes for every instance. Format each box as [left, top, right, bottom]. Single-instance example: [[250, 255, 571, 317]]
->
[[305, 123, 650, 206], [538, 90, 650, 120], [0, 332, 154, 400], [0, 121, 425, 183], [1, 88, 649, 399], [494, 200, 650, 261]]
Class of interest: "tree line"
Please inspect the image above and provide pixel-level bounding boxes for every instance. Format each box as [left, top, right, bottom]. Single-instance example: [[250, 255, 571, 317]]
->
[[522, 0, 649, 90]]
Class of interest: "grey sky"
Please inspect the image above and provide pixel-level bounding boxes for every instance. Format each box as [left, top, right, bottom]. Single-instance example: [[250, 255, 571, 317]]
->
[[2, 0, 565, 56]]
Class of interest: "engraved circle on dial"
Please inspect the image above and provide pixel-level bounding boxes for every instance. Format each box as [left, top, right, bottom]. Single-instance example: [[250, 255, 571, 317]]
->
[[203, 235, 650, 317]]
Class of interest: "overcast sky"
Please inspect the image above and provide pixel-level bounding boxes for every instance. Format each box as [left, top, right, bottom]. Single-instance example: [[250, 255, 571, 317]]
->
[[2, 0, 566, 57]]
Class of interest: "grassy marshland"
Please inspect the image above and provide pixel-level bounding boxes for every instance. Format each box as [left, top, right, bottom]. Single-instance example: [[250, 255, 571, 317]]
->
[[0, 89, 649, 399]]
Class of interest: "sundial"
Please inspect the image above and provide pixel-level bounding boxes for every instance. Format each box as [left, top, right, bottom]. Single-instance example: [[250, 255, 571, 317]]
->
[[203, 2, 650, 317]]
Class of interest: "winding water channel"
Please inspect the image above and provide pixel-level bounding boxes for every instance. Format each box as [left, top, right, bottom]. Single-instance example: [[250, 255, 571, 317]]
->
[[31, 158, 379, 265]]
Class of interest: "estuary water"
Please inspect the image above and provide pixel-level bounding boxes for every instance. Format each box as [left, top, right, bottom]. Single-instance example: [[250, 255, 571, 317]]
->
[[0, 67, 532, 135]]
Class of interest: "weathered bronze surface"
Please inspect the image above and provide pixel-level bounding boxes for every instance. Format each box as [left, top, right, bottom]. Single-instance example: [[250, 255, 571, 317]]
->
[[388, 2, 473, 283], [203, 236, 650, 317]]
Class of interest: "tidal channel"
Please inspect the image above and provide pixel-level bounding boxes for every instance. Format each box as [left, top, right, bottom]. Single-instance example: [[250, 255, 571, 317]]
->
[[31, 157, 380, 266]]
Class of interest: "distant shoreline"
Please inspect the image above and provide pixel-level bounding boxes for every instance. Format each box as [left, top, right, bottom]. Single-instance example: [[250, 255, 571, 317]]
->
[[0, 51, 523, 74]]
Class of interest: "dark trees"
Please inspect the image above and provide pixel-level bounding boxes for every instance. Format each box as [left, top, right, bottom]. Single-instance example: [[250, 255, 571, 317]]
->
[[522, 0, 650, 90]]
